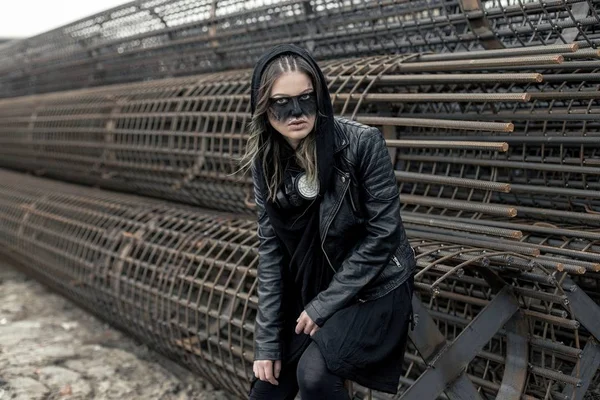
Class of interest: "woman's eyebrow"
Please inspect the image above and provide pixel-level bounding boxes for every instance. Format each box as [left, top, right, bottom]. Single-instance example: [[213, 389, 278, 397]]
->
[[270, 87, 314, 98]]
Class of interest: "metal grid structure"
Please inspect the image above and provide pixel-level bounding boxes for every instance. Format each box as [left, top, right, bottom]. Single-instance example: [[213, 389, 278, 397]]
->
[[0, 46, 598, 222], [1, 0, 599, 97], [1, 2, 599, 399], [0, 169, 598, 400]]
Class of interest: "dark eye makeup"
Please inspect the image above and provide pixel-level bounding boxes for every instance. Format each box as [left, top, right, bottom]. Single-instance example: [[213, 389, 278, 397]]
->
[[268, 91, 317, 122], [270, 91, 315, 104]]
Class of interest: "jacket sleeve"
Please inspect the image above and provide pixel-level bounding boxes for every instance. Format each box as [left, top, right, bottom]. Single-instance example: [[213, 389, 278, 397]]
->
[[305, 127, 402, 327], [251, 163, 284, 361]]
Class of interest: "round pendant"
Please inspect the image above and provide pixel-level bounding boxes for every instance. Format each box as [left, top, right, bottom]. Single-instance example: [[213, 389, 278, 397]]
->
[[296, 172, 319, 200]]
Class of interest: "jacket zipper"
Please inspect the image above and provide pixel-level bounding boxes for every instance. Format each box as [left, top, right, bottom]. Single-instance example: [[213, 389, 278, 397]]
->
[[320, 172, 351, 273], [348, 183, 358, 214], [392, 255, 402, 268]]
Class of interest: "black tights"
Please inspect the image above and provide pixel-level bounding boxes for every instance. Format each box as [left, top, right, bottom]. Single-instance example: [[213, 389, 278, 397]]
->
[[249, 342, 350, 400]]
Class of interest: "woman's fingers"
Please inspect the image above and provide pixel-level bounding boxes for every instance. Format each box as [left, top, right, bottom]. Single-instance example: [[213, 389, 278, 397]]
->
[[257, 365, 265, 382], [296, 311, 318, 335], [309, 326, 320, 337], [263, 363, 278, 385], [274, 360, 282, 379], [302, 315, 314, 335], [254, 360, 279, 385], [303, 321, 313, 335], [294, 318, 305, 334], [295, 312, 309, 334]]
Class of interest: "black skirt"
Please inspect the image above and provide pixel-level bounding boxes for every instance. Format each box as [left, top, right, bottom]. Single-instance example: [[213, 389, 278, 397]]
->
[[311, 277, 414, 394]]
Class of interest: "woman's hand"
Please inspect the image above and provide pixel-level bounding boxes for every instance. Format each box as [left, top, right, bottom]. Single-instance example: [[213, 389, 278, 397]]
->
[[295, 311, 320, 336], [253, 359, 282, 385]]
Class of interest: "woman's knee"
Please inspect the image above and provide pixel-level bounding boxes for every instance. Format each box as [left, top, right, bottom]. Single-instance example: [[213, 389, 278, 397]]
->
[[297, 345, 324, 393], [297, 344, 340, 395]]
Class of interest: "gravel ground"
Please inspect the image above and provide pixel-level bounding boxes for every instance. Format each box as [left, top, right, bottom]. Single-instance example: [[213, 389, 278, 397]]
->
[[0, 258, 234, 400]]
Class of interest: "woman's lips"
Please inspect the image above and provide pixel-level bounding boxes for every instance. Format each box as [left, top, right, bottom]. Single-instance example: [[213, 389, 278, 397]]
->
[[288, 120, 307, 130], [288, 119, 306, 126]]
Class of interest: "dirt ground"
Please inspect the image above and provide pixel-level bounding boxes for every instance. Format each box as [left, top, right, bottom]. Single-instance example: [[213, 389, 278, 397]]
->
[[0, 259, 234, 400]]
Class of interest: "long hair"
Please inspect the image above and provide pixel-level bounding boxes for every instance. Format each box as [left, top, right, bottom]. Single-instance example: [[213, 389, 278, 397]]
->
[[239, 55, 325, 202]]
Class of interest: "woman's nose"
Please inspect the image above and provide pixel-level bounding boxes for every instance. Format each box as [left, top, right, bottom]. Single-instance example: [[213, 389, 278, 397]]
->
[[291, 99, 303, 117]]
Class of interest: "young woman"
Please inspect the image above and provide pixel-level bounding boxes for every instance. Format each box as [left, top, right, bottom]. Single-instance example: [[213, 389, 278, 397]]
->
[[241, 44, 416, 399]]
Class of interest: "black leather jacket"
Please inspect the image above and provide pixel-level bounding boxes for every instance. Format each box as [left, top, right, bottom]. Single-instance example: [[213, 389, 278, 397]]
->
[[252, 117, 416, 361]]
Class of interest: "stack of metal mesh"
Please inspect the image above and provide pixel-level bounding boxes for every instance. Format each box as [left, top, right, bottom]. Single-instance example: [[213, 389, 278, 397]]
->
[[0, 1, 599, 399], [1, 0, 599, 97]]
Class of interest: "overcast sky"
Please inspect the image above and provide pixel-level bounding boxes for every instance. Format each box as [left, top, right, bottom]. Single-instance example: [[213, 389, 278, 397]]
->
[[0, 0, 131, 38]]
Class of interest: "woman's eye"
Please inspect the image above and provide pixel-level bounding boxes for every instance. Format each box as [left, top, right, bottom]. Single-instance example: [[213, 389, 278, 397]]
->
[[275, 98, 288, 105], [300, 93, 313, 101]]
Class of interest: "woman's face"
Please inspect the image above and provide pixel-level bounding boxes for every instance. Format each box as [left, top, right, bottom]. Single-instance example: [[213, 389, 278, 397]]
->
[[267, 71, 317, 149]]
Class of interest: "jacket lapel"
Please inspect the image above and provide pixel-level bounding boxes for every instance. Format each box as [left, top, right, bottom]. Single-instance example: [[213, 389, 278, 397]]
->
[[318, 120, 350, 240]]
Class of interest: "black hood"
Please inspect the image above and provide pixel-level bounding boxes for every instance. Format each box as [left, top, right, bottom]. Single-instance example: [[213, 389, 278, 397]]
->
[[250, 44, 334, 199]]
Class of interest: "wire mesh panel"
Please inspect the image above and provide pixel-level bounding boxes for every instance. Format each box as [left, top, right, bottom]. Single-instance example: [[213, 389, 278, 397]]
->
[[0, 47, 598, 222], [0, 0, 598, 97], [0, 169, 598, 399]]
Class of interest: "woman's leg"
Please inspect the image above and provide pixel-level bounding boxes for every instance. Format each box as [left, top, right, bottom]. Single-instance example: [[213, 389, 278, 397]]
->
[[248, 362, 299, 400], [296, 342, 350, 400]]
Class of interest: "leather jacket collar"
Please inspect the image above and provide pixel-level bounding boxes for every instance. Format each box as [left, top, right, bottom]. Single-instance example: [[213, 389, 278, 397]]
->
[[333, 121, 349, 154]]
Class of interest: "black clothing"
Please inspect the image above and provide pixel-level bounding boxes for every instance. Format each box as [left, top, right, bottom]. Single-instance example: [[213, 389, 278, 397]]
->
[[250, 44, 416, 394], [313, 277, 414, 394], [296, 343, 349, 400], [251, 116, 416, 361], [249, 279, 413, 398], [268, 151, 334, 363], [249, 360, 299, 400], [249, 343, 349, 400], [277, 196, 332, 363]]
